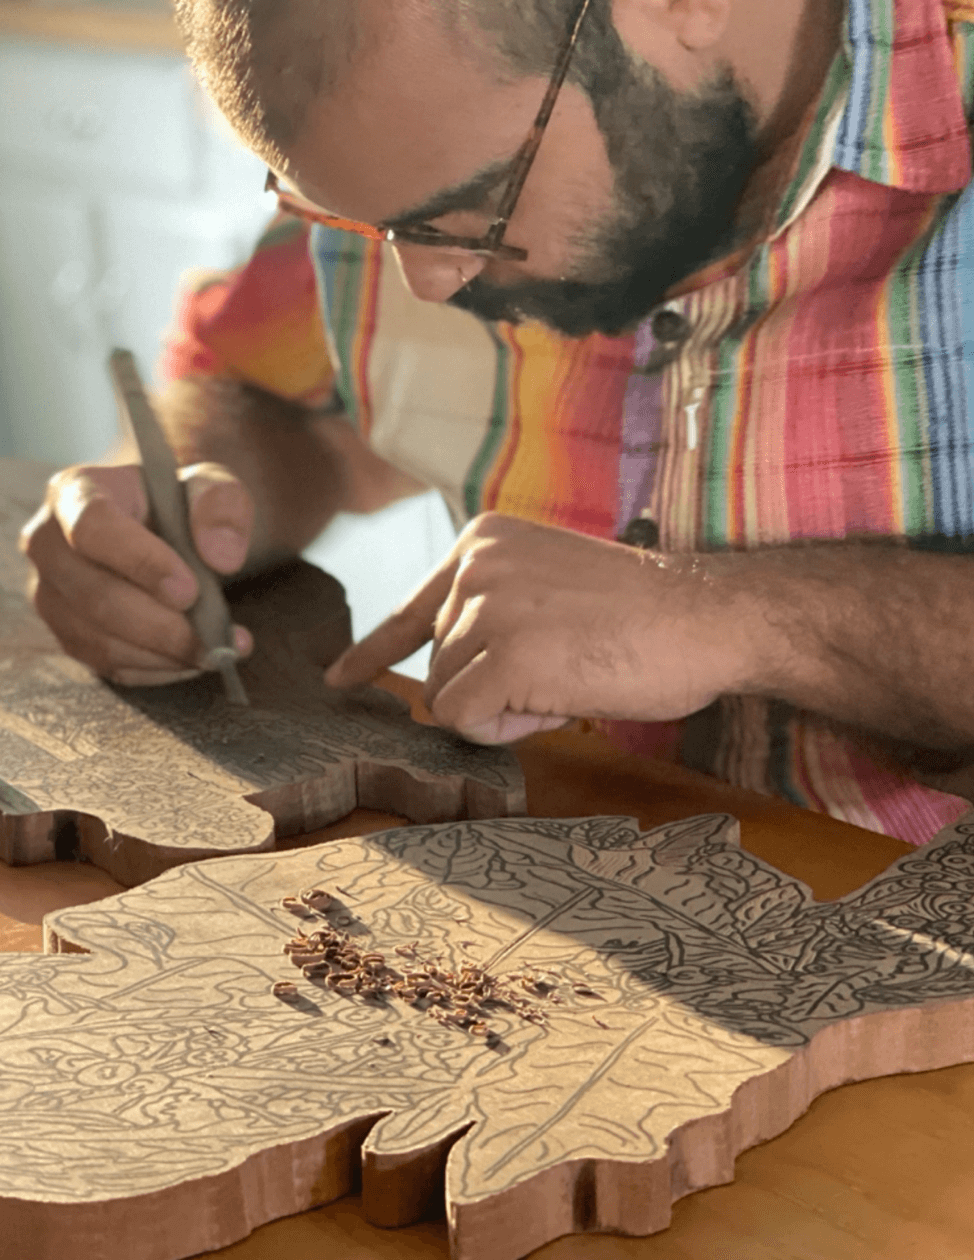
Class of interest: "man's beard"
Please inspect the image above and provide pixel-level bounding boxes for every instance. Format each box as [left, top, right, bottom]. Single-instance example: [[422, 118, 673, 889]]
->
[[449, 64, 759, 338]]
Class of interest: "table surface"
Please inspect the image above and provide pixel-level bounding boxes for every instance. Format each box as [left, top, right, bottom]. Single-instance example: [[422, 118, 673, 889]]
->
[[2, 673, 972, 1260]]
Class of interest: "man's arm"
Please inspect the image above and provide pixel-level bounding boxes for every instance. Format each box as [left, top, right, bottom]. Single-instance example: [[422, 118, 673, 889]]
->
[[22, 373, 424, 686], [324, 512, 974, 761], [709, 539, 974, 758]]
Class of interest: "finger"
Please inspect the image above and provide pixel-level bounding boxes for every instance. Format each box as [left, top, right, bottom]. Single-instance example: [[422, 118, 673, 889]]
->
[[30, 529, 201, 665], [428, 649, 570, 744], [33, 580, 203, 683], [40, 470, 198, 610], [460, 712, 572, 745], [426, 647, 508, 735], [423, 593, 489, 712], [325, 559, 459, 687], [181, 464, 254, 575]]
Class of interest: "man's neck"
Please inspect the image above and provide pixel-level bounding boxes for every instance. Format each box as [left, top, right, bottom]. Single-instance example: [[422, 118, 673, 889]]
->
[[730, 0, 845, 242], [755, 0, 844, 157]]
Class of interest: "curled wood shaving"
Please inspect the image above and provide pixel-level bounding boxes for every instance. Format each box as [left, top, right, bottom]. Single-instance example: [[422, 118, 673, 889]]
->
[[273, 888, 603, 1040]]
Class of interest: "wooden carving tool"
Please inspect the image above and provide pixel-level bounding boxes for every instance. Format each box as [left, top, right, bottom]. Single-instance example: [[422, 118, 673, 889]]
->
[[108, 348, 249, 705]]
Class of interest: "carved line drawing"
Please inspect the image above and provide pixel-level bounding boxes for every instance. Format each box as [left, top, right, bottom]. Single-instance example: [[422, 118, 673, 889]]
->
[[0, 462, 525, 886]]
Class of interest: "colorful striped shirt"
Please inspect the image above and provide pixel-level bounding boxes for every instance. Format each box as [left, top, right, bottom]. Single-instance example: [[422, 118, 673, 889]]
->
[[163, 0, 974, 845]]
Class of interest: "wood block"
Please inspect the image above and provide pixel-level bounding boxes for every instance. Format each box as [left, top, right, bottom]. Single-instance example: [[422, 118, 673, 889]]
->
[[3, 808, 974, 1260], [0, 462, 524, 885]]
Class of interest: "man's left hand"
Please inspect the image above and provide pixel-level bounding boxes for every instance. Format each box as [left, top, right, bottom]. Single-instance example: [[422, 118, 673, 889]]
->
[[324, 513, 764, 743]]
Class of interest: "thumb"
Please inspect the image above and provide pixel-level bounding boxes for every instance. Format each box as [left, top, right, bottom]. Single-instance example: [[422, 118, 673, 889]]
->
[[180, 463, 255, 575]]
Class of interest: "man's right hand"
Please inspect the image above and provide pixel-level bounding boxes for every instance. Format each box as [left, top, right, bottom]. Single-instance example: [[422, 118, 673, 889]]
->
[[20, 461, 255, 687]]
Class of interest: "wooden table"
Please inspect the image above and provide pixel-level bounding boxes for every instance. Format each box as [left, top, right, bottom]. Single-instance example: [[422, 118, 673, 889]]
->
[[3, 676, 972, 1260]]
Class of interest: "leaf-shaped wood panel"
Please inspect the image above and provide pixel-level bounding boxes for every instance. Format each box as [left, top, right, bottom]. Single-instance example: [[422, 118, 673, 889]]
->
[[0, 461, 524, 885], [3, 809, 974, 1259]]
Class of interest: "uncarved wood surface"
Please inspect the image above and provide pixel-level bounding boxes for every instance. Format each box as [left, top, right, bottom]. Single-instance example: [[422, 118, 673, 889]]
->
[[0, 462, 524, 886], [0, 809, 969, 1259]]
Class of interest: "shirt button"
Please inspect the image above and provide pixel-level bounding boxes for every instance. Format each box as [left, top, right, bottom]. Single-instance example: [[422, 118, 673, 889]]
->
[[617, 516, 660, 549], [650, 308, 691, 345]]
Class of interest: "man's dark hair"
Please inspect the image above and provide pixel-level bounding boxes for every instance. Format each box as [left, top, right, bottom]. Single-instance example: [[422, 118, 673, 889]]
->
[[172, 0, 359, 162], [173, 0, 636, 163]]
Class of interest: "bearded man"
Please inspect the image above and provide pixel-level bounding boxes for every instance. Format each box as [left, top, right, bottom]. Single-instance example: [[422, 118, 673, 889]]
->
[[21, 0, 974, 844]]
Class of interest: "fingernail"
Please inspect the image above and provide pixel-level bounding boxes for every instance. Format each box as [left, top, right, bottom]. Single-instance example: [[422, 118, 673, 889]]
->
[[233, 625, 253, 656], [201, 526, 247, 573], [159, 572, 196, 608]]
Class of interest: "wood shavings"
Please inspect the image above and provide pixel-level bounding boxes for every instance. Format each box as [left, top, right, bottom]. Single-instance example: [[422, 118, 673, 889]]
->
[[299, 888, 331, 910], [273, 889, 569, 1043]]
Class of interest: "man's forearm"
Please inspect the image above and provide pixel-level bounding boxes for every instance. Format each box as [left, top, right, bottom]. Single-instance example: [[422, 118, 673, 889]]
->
[[711, 541, 974, 755]]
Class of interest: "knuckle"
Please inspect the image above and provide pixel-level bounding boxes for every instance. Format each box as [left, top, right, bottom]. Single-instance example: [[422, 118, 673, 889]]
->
[[181, 464, 250, 508], [48, 464, 146, 536], [452, 561, 480, 600], [463, 510, 520, 546], [44, 464, 87, 499], [436, 694, 474, 734], [129, 555, 169, 592], [63, 503, 102, 554], [45, 464, 102, 511], [466, 510, 505, 536], [455, 549, 500, 598], [178, 460, 236, 485]]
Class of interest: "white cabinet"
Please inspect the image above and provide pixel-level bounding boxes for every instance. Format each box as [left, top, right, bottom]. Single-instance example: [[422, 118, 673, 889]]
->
[[0, 38, 271, 463], [0, 183, 119, 458]]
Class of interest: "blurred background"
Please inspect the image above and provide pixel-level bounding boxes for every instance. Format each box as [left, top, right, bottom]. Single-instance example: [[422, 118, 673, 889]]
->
[[0, 1, 455, 676]]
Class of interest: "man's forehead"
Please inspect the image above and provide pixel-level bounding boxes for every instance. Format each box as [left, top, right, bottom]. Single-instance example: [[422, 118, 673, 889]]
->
[[284, 6, 545, 227]]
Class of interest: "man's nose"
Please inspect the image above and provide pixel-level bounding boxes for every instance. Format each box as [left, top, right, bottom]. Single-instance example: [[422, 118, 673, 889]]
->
[[393, 244, 487, 303]]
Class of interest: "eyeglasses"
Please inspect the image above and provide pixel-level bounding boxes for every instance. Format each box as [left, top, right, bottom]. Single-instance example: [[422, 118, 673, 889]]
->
[[265, 0, 593, 264]]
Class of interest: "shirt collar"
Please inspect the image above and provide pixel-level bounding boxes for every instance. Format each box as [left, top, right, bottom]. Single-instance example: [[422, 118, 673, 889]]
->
[[823, 0, 970, 192], [663, 0, 972, 298], [767, 0, 971, 241]]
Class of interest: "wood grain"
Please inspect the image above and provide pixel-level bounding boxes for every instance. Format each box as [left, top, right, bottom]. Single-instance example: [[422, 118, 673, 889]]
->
[[0, 808, 970, 1259], [0, 461, 524, 886]]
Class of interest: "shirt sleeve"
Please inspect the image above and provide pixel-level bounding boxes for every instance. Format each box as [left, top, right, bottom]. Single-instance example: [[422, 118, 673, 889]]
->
[[158, 214, 337, 408]]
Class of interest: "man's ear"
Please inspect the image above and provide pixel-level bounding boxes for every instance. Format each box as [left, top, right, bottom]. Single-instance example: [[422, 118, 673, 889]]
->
[[612, 0, 731, 58]]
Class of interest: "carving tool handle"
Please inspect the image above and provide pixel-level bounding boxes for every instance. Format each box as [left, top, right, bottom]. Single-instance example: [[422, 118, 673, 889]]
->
[[108, 348, 248, 705]]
